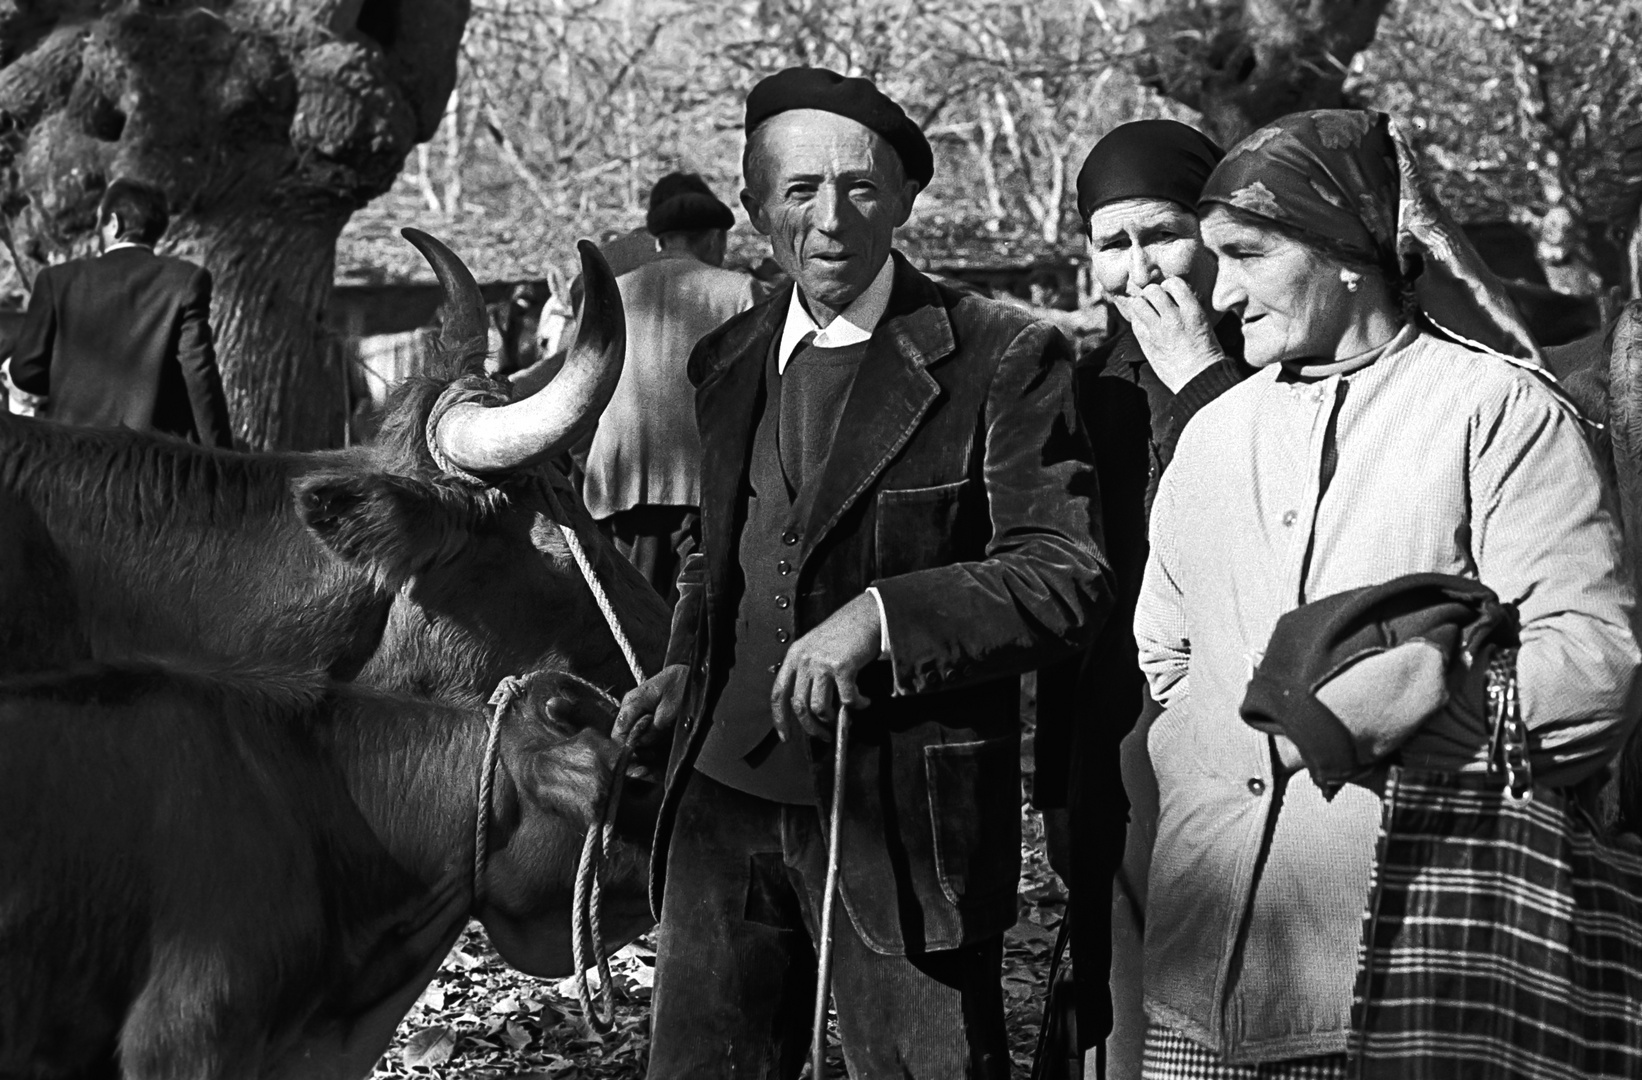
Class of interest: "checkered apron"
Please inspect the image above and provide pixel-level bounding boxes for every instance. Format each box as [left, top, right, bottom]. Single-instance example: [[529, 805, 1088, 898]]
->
[[1349, 654, 1642, 1078], [1142, 1025, 1347, 1079]]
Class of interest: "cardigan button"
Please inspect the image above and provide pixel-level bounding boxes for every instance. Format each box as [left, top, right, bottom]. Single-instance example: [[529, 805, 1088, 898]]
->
[[777, 560, 792, 575], [776, 628, 790, 644], [775, 594, 790, 609], [782, 529, 799, 546], [1281, 509, 1298, 527], [1248, 778, 1267, 796]]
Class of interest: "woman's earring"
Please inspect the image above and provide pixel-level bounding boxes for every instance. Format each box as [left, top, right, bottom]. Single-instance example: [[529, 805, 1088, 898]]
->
[[1340, 268, 1362, 293]]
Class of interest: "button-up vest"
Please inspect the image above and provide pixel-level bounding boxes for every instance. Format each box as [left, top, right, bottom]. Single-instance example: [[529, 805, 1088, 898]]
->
[[694, 336, 868, 802]]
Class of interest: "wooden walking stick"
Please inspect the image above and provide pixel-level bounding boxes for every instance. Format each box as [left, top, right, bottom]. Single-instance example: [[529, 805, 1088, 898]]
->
[[809, 704, 853, 1079]]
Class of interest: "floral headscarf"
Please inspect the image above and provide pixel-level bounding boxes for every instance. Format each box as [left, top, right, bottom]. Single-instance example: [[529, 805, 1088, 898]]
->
[[1199, 110, 1543, 366]]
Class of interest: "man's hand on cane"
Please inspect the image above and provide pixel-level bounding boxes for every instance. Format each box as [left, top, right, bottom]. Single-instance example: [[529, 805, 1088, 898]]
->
[[771, 591, 881, 742]]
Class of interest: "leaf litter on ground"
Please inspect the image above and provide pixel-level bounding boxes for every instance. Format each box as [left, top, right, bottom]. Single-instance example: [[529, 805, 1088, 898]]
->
[[375, 799, 1065, 1078]]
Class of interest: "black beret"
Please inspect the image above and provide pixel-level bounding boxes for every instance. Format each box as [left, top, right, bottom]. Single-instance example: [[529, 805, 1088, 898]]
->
[[745, 66, 933, 190], [646, 172, 734, 235], [1076, 119, 1223, 225]]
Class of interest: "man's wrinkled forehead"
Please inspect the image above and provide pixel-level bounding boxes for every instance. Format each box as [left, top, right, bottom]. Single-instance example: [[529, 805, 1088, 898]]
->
[[746, 110, 904, 187]]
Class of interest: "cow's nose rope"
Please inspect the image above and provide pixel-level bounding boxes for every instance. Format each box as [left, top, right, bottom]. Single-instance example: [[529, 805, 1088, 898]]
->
[[536, 481, 647, 1033], [432, 415, 648, 1035], [474, 670, 633, 1036], [474, 675, 526, 909]]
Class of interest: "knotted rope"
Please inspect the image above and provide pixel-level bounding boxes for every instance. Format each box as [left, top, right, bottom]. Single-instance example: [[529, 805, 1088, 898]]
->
[[474, 676, 524, 909], [430, 405, 649, 1035]]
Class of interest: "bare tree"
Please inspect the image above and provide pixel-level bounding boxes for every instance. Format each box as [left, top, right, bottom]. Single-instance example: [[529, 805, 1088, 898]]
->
[[1353, 0, 1642, 296]]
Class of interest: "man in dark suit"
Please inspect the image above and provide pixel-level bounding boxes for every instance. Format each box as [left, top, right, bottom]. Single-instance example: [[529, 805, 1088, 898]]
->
[[6, 178, 232, 447], [616, 68, 1108, 1079]]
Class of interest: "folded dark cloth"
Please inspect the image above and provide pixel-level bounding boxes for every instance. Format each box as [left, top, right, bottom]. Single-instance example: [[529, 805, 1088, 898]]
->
[[1240, 573, 1519, 795]]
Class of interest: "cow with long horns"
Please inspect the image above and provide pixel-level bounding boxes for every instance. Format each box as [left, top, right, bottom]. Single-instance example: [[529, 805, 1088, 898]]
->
[[0, 231, 670, 977], [0, 230, 667, 692]]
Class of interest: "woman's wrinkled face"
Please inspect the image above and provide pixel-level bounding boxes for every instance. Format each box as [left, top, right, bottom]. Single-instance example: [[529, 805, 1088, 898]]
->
[[1085, 198, 1217, 308], [1200, 207, 1357, 368]]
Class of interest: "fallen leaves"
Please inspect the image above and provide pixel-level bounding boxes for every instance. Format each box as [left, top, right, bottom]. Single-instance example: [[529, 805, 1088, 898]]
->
[[374, 801, 1065, 1079], [401, 1025, 456, 1069]]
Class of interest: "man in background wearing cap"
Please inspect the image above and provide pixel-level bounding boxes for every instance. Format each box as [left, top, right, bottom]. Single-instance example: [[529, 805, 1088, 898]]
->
[[616, 67, 1107, 1078], [583, 172, 759, 603]]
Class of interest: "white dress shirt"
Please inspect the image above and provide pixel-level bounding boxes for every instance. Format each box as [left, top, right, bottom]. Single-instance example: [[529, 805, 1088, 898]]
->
[[775, 254, 895, 373]]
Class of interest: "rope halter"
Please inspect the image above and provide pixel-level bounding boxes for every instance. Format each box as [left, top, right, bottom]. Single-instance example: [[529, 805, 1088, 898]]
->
[[432, 397, 650, 1035]]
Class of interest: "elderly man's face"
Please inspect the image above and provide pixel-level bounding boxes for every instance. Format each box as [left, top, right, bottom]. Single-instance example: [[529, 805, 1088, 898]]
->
[[741, 110, 919, 320]]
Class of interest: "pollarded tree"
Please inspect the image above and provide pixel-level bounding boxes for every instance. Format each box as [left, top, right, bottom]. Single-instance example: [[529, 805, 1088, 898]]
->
[[1124, 0, 1392, 146], [0, 0, 469, 450]]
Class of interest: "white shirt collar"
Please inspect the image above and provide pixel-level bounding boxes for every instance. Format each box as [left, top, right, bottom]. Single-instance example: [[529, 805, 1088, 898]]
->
[[776, 255, 895, 373], [104, 241, 153, 254]]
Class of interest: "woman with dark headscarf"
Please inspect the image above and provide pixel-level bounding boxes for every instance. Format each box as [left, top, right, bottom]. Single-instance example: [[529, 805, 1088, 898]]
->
[[1132, 110, 1638, 1078], [1033, 118, 1248, 1079]]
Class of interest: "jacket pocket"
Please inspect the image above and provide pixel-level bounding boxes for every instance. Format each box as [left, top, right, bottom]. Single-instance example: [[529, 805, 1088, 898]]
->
[[875, 479, 972, 580], [924, 734, 1021, 906]]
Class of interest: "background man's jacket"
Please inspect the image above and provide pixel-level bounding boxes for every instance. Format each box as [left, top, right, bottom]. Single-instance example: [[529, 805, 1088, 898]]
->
[[9, 246, 233, 447], [651, 253, 1109, 954]]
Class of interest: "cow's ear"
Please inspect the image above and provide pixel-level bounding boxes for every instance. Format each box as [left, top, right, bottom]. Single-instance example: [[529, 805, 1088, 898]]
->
[[294, 470, 489, 584]]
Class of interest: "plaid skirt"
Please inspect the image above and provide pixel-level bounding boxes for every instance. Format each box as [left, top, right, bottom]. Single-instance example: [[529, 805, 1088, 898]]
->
[[1143, 1025, 1348, 1080]]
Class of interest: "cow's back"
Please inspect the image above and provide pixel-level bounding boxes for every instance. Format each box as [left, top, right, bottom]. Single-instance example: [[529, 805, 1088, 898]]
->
[[0, 416, 392, 679], [0, 665, 409, 1076]]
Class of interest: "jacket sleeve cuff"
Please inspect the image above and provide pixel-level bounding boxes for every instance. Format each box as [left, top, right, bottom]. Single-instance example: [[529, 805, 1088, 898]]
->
[[1169, 358, 1245, 423], [2, 358, 46, 417], [866, 586, 892, 660], [1169, 356, 1241, 418]]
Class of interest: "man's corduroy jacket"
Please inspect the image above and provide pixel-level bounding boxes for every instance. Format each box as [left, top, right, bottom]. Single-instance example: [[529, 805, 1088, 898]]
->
[[648, 252, 1110, 954]]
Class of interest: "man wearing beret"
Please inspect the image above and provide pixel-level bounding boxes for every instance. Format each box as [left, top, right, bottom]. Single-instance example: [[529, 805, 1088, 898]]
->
[[585, 172, 758, 603], [617, 67, 1108, 1078]]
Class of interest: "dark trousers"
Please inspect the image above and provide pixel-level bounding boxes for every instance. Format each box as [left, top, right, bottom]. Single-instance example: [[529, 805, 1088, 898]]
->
[[647, 772, 1010, 1080], [600, 505, 700, 607]]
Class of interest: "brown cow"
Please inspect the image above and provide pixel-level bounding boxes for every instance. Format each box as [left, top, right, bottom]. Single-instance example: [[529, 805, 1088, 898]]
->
[[0, 231, 668, 705], [0, 661, 647, 1079]]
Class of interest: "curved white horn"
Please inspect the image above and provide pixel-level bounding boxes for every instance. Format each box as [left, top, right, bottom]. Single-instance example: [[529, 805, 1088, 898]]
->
[[434, 240, 625, 475]]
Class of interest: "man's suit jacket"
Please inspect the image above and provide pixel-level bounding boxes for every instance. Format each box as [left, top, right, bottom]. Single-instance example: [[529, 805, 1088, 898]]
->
[[9, 246, 233, 447], [651, 252, 1109, 954]]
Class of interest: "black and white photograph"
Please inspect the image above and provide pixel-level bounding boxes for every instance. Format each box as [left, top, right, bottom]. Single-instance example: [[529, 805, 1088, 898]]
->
[[3, 1, 1642, 1077]]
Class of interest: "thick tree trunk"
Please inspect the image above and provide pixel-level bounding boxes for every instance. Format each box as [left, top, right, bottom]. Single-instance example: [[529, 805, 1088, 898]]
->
[[171, 211, 351, 450], [0, 0, 469, 451]]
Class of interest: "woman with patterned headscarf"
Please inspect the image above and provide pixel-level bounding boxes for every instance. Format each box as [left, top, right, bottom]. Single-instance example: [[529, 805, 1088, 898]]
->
[[1132, 110, 1639, 1079]]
